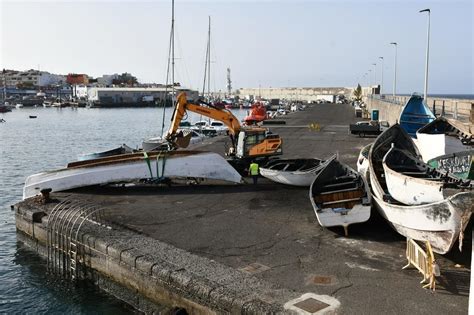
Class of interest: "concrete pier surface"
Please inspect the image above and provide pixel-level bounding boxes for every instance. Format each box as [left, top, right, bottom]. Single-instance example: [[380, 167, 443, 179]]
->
[[15, 103, 471, 314]]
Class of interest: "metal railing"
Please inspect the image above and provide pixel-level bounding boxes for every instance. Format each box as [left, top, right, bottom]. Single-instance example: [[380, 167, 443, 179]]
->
[[47, 199, 112, 280], [402, 238, 437, 290]]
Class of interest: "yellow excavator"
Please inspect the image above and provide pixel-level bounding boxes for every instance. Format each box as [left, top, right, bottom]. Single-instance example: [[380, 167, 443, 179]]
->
[[165, 92, 282, 159]]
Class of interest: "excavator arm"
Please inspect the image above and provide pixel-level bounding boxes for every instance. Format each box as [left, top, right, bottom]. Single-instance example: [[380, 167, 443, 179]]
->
[[166, 92, 241, 140], [165, 92, 282, 159]]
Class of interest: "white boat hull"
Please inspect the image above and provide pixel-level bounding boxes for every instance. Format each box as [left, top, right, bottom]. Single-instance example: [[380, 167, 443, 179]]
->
[[23, 151, 242, 199], [260, 156, 335, 187], [416, 133, 471, 162], [314, 204, 371, 229], [260, 168, 319, 186], [383, 162, 446, 205], [369, 124, 473, 254], [371, 192, 472, 254], [356, 144, 371, 180]]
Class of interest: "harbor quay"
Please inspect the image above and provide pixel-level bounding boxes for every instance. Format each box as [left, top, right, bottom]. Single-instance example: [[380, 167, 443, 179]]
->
[[14, 103, 471, 314]]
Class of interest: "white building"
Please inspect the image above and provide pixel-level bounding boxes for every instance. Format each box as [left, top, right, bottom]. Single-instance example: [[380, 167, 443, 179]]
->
[[97, 74, 120, 86], [3, 69, 65, 87], [87, 87, 199, 104]]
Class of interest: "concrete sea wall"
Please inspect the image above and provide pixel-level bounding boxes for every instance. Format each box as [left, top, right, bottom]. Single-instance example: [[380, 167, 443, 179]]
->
[[238, 87, 355, 101], [363, 95, 473, 125], [14, 199, 298, 314]]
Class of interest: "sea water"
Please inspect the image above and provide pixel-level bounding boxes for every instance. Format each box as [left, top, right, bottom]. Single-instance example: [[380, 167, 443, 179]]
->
[[0, 106, 247, 313]]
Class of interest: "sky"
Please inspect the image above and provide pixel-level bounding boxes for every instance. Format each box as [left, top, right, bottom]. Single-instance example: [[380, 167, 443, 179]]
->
[[0, 0, 473, 94]]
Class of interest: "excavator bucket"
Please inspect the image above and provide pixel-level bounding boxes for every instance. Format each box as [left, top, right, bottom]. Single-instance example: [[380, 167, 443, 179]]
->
[[174, 131, 192, 148]]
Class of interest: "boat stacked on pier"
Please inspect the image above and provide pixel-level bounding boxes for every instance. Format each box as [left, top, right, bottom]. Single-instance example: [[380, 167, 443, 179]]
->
[[366, 124, 472, 254]]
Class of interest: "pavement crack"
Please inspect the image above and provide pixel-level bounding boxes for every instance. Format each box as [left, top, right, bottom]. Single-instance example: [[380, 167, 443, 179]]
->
[[330, 269, 353, 296]]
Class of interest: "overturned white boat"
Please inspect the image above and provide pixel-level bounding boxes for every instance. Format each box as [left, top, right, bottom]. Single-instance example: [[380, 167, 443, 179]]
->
[[383, 145, 472, 205], [416, 117, 472, 162], [23, 151, 242, 199], [260, 155, 336, 187], [369, 124, 473, 254], [310, 159, 371, 236]]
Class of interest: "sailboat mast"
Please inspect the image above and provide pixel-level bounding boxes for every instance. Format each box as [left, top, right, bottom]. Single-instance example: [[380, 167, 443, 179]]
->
[[171, 0, 175, 102], [207, 16, 211, 101]]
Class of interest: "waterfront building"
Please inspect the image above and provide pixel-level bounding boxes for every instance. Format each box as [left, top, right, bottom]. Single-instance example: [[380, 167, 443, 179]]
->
[[97, 74, 120, 86], [87, 87, 199, 106], [2, 69, 66, 88]]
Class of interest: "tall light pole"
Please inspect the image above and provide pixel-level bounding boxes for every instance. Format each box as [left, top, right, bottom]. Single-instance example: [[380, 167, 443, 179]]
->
[[372, 63, 377, 87], [368, 69, 372, 86], [390, 42, 397, 97], [378, 57, 384, 95], [420, 8, 431, 103]]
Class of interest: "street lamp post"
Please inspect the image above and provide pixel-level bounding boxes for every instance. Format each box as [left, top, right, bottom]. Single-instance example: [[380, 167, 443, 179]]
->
[[420, 8, 431, 104], [390, 42, 397, 97], [378, 57, 384, 95], [372, 63, 377, 92], [368, 69, 372, 86]]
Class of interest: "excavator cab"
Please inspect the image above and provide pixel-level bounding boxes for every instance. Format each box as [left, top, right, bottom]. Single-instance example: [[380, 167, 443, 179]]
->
[[235, 128, 282, 159]]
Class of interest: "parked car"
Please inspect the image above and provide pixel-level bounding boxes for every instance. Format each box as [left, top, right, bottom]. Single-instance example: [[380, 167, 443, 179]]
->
[[349, 120, 390, 137]]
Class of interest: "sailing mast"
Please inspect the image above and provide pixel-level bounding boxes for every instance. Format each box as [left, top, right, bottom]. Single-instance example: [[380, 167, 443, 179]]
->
[[171, 0, 175, 104], [207, 16, 211, 103], [161, 0, 175, 137], [200, 16, 211, 125]]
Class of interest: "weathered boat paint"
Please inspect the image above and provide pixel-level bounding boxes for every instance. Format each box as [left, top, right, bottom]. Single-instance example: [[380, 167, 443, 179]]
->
[[368, 124, 473, 254], [382, 146, 471, 205], [428, 151, 473, 179]]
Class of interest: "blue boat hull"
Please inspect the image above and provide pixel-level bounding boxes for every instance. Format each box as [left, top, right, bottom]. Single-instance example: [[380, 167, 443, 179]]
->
[[399, 94, 435, 138]]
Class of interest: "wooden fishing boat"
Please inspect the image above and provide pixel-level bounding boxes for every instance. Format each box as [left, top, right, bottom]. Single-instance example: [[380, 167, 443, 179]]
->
[[309, 159, 371, 236], [23, 151, 242, 199], [260, 155, 336, 187], [416, 116, 472, 162], [383, 145, 472, 205], [78, 144, 135, 161], [428, 150, 473, 180], [368, 124, 473, 254], [399, 94, 435, 138]]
